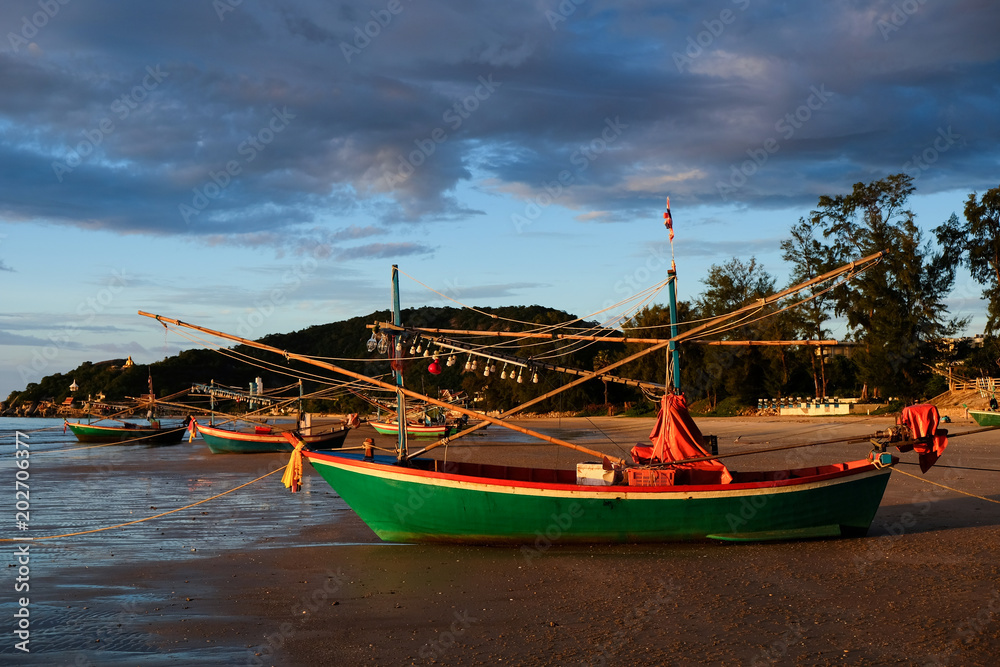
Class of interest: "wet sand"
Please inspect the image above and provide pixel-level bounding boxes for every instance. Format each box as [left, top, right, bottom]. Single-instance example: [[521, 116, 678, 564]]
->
[[3, 416, 999, 665]]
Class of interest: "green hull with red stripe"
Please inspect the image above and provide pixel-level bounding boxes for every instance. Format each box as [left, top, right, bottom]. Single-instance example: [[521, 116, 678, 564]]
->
[[66, 421, 185, 445], [368, 421, 458, 438], [197, 420, 350, 454], [304, 451, 892, 544]]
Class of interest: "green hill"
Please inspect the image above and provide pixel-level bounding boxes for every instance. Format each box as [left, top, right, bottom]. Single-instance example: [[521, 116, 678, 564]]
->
[[2, 306, 628, 416]]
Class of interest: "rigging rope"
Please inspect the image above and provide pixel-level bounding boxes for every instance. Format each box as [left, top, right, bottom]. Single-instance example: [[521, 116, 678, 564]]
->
[[0, 467, 285, 542], [893, 466, 1000, 505]]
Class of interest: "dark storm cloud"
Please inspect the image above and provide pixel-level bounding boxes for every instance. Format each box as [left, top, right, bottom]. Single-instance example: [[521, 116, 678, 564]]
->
[[0, 0, 997, 242]]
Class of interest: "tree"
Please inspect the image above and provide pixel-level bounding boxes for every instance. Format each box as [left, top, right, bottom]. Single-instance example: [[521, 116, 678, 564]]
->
[[936, 185, 1000, 335], [809, 173, 962, 399], [780, 219, 838, 397], [694, 257, 780, 405]]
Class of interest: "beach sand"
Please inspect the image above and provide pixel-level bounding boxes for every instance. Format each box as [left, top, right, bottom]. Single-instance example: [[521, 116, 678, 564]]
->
[[3, 416, 999, 665]]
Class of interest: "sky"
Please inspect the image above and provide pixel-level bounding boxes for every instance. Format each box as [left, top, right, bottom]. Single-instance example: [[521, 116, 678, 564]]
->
[[1, 0, 998, 400]]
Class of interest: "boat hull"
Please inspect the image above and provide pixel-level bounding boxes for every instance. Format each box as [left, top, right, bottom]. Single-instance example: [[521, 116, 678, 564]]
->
[[197, 422, 350, 454], [368, 421, 458, 438], [66, 422, 185, 445], [968, 409, 1000, 427], [304, 452, 892, 544]]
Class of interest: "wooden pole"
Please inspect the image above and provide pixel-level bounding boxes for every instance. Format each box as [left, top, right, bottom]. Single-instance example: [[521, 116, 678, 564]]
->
[[391, 265, 407, 462], [377, 325, 844, 347], [137, 310, 625, 465], [406, 251, 886, 459]]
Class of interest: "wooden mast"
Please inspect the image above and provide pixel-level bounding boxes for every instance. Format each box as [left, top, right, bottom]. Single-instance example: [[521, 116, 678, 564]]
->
[[137, 310, 629, 465], [391, 265, 407, 462]]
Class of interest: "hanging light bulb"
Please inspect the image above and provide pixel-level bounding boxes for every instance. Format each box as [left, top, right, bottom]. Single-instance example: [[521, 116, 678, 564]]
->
[[377, 334, 389, 354], [366, 331, 377, 352], [409, 344, 416, 355], [517, 371, 523, 383], [532, 372, 539, 384], [423, 349, 430, 357], [416, 342, 422, 353], [500, 364, 507, 380], [490, 363, 497, 373], [483, 365, 490, 377], [464, 356, 471, 371], [471, 359, 478, 371]]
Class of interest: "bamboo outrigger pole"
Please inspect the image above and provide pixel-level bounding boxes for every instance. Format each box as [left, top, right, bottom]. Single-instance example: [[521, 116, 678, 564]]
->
[[138, 250, 884, 465], [405, 250, 886, 459], [137, 310, 629, 465], [378, 324, 845, 347]]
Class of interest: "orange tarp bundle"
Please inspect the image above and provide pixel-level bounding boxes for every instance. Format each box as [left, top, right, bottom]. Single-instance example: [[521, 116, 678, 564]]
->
[[632, 394, 733, 484]]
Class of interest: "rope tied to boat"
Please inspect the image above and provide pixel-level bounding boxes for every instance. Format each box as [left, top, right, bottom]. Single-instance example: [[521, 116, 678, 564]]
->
[[0, 467, 285, 542], [281, 432, 306, 492], [893, 467, 1000, 505]]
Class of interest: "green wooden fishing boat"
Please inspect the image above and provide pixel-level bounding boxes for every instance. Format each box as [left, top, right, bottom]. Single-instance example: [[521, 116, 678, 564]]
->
[[64, 420, 186, 445], [196, 419, 350, 454], [302, 449, 894, 544], [967, 408, 1000, 427], [141, 238, 947, 545], [368, 420, 458, 438]]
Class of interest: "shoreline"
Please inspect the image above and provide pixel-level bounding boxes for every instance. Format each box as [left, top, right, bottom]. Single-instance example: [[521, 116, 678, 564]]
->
[[2, 416, 998, 665]]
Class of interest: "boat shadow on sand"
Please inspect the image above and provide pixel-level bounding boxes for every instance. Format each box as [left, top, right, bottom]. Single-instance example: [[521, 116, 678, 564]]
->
[[866, 492, 1000, 537]]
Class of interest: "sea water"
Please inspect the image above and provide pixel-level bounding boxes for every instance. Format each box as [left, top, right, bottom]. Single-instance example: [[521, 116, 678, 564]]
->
[[0, 416, 354, 664]]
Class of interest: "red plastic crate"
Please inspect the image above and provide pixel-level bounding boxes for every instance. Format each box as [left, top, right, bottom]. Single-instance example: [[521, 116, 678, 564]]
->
[[627, 468, 676, 487]]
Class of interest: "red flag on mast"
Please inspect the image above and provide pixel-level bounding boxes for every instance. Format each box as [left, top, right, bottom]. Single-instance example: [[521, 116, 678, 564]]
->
[[663, 197, 674, 242]]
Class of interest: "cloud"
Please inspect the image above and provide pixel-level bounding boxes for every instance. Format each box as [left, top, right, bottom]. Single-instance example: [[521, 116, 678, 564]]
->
[[0, 0, 996, 240]]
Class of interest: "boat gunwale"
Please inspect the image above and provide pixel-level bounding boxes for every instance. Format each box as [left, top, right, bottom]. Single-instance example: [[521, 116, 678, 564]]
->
[[66, 421, 179, 434], [196, 421, 347, 444], [303, 449, 890, 495], [368, 420, 457, 435]]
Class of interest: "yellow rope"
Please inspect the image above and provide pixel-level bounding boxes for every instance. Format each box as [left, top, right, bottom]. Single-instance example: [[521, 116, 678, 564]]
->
[[894, 467, 1000, 505], [0, 467, 284, 542]]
